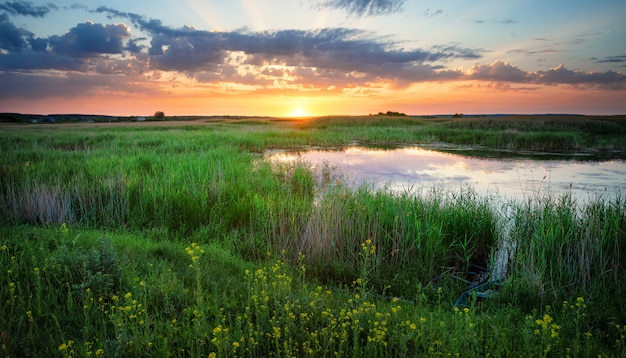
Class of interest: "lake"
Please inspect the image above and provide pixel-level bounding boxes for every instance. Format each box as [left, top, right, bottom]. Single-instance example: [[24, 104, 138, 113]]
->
[[267, 146, 626, 204]]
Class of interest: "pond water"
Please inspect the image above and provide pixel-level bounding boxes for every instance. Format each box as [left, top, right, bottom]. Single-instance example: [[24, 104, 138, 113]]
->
[[267, 146, 626, 204]]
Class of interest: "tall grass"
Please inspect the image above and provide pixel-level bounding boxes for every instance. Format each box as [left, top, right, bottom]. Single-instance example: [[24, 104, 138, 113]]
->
[[288, 185, 496, 298], [2, 226, 624, 357], [297, 115, 626, 152], [1, 119, 625, 356], [506, 193, 626, 306]]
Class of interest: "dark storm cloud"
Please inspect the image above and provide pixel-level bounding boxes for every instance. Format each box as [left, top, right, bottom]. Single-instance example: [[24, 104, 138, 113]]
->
[[0, 0, 55, 18], [0, 15, 133, 72], [0, 12, 49, 55], [49, 22, 130, 56], [0, 13, 30, 51], [94, 7, 480, 77], [144, 26, 480, 84], [125, 38, 146, 53], [317, 0, 406, 17]]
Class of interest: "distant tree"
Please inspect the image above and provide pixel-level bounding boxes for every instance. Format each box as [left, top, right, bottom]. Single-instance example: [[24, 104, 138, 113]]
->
[[376, 111, 407, 117], [453, 113, 463, 118], [154, 111, 165, 119]]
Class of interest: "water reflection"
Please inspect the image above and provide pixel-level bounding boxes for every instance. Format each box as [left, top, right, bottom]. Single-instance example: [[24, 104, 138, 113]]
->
[[268, 147, 626, 203]]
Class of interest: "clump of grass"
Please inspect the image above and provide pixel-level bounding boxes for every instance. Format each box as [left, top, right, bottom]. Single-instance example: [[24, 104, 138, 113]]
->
[[505, 193, 625, 308], [294, 184, 496, 298]]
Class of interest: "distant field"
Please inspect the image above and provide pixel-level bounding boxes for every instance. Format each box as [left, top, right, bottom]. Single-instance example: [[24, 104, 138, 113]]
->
[[3, 114, 626, 155]]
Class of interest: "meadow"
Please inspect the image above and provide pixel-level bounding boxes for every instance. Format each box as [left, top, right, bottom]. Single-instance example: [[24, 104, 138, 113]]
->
[[1, 115, 625, 356]]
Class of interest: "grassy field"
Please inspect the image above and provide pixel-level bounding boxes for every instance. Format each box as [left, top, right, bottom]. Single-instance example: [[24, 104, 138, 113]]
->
[[1, 115, 625, 356]]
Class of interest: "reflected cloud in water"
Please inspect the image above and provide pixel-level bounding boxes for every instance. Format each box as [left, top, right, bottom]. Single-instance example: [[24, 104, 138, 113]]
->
[[268, 147, 626, 203]]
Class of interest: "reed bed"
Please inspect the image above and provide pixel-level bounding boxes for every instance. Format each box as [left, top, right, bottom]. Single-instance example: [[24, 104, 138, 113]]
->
[[2, 227, 625, 357], [1, 118, 625, 356]]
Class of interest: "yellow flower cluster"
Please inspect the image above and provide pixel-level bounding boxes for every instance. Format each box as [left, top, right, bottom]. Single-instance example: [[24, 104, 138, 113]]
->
[[361, 239, 376, 256], [60, 222, 69, 237], [108, 290, 147, 328], [535, 313, 560, 338], [240, 257, 423, 356], [82, 341, 105, 357], [185, 242, 204, 268], [58, 340, 75, 358]]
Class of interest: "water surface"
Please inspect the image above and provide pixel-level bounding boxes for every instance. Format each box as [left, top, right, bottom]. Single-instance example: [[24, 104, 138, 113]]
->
[[268, 147, 626, 203]]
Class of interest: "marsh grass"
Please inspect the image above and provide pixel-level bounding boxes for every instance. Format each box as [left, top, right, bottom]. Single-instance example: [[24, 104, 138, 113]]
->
[[505, 193, 626, 306], [1, 226, 624, 357], [291, 184, 496, 298], [298, 115, 626, 152], [1, 117, 625, 356]]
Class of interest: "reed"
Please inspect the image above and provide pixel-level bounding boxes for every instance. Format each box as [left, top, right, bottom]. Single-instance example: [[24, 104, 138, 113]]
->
[[297, 115, 626, 152], [506, 192, 626, 306], [1, 117, 625, 356], [1, 226, 623, 357]]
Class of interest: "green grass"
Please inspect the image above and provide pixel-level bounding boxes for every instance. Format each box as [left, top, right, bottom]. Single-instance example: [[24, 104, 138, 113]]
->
[[2, 226, 625, 357], [1, 116, 625, 356], [298, 115, 626, 153]]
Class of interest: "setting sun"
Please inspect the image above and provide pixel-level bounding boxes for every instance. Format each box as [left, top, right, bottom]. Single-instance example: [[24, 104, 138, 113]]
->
[[290, 108, 308, 117]]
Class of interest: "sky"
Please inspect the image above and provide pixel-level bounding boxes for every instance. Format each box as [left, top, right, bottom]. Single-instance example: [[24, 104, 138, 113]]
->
[[0, 0, 625, 117]]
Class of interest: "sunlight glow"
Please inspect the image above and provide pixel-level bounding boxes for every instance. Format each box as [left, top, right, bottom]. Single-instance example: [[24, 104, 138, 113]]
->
[[240, 0, 266, 30], [290, 108, 308, 117], [185, 0, 225, 31]]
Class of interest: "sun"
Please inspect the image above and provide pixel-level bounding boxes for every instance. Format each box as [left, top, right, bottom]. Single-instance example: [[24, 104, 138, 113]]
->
[[290, 107, 308, 117]]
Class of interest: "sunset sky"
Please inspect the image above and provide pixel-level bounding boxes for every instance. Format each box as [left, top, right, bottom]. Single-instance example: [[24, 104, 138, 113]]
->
[[1, 0, 625, 117]]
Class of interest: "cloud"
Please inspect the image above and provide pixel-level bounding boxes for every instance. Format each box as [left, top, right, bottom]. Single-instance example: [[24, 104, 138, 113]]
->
[[471, 18, 517, 25], [0, 13, 31, 51], [1, 8, 480, 89], [595, 55, 626, 64], [467, 61, 626, 90], [0, 51, 81, 71], [141, 26, 479, 86], [1, 6, 624, 99], [125, 37, 146, 53], [468, 61, 530, 82], [534, 64, 625, 89], [317, 0, 405, 17], [0, 71, 158, 100], [92, 8, 481, 78], [0, 0, 55, 18], [49, 22, 130, 57], [0, 15, 136, 72], [423, 9, 443, 18]]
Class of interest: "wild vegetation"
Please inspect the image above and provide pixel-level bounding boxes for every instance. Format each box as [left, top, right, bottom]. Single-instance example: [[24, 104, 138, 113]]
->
[[1, 115, 625, 356]]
